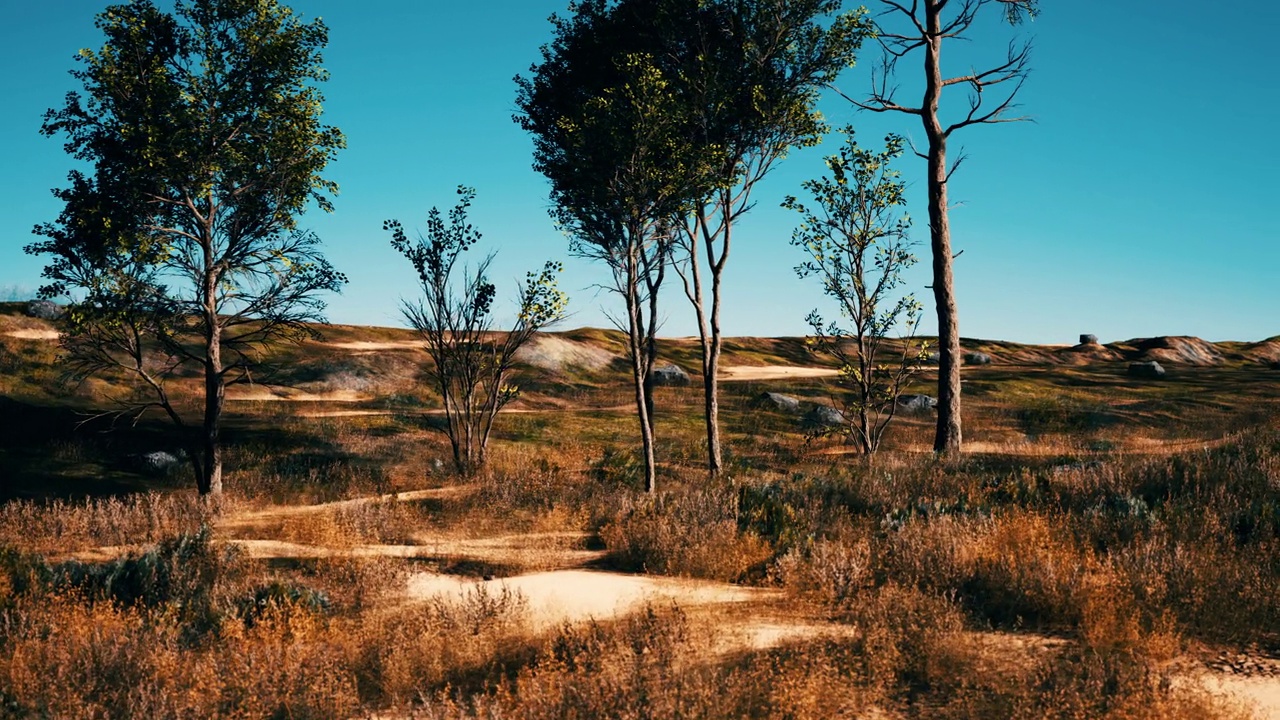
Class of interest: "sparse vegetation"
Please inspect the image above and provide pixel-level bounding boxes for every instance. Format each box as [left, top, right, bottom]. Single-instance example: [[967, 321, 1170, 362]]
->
[[786, 130, 926, 454], [387, 186, 568, 476], [0, 322, 1277, 715], [1, 2, 1275, 717]]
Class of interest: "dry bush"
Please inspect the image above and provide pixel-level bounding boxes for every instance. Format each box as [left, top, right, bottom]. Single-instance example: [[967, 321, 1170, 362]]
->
[[347, 584, 532, 706], [0, 593, 360, 719], [0, 492, 216, 555], [599, 485, 772, 581], [212, 602, 361, 718], [962, 511, 1096, 629], [843, 583, 967, 694], [772, 535, 872, 608], [878, 513, 989, 596], [419, 604, 731, 719], [0, 594, 210, 718], [1082, 430, 1280, 647]]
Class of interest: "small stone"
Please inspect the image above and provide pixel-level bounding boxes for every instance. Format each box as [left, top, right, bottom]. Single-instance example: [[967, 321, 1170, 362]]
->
[[896, 394, 937, 413], [1128, 360, 1166, 379], [134, 451, 183, 475], [756, 392, 801, 413], [651, 364, 691, 386], [963, 351, 992, 366], [803, 404, 845, 429], [25, 300, 62, 320]]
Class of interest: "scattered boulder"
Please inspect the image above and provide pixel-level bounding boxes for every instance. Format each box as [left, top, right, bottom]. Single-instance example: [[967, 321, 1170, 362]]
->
[[896, 394, 937, 413], [923, 352, 940, 365], [1079, 334, 1099, 345], [651, 364, 691, 386], [756, 392, 801, 414], [132, 451, 184, 475], [25, 300, 62, 320], [803, 404, 845, 429], [1128, 360, 1166, 379], [1132, 336, 1222, 366], [514, 335, 617, 372], [963, 352, 992, 366]]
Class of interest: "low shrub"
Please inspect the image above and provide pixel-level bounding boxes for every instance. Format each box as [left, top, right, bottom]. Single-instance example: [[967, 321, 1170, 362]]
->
[[599, 485, 771, 581]]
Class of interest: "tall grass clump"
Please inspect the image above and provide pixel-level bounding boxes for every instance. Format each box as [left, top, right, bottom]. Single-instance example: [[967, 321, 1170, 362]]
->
[[0, 492, 216, 555], [599, 485, 771, 581]]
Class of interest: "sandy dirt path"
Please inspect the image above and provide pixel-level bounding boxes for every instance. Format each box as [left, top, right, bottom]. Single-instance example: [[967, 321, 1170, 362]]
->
[[324, 340, 423, 351], [65, 479, 1280, 713], [217, 487, 467, 530], [718, 365, 838, 382], [233, 531, 604, 569], [224, 387, 372, 403], [3, 329, 60, 340], [405, 568, 776, 631]]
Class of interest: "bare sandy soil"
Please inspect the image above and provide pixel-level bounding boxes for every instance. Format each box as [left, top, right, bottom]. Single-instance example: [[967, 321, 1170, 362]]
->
[[324, 340, 423, 351], [719, 365, 838, 381], [1197, 671, 1280, 719], [3, 329, 59, 340], [405, 568, 772, 631], [57, 474, 1280, 715], [224, 386, 371, 403]]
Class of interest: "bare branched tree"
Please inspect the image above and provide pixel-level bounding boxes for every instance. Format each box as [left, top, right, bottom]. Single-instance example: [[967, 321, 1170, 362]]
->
[[388, 187, 568, 476], [837, 0, 1038, 455]]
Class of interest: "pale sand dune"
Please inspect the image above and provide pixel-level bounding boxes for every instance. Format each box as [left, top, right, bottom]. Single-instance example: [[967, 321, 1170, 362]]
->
[[719, 365, 838, 381], [3, 329, 60, 340]]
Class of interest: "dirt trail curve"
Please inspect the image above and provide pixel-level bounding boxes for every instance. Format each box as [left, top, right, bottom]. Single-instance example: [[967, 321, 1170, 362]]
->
[[217, 487, 467, 530], [213, 484, 825, 651], [65, 481, 1280, 712]]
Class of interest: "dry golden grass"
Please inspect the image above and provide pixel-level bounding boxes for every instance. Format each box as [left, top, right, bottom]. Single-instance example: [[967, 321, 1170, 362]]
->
[[1, 313, 1278, 717]]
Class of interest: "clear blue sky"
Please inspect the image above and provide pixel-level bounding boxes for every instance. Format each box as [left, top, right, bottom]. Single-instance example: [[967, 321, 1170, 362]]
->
[[2, 1, 1276, 344]]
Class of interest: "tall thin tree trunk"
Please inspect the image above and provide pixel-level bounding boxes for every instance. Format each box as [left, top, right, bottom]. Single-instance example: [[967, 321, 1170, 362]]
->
[[686, 203, 727, 478], [628, 242, 658, 493], [631, 295, 657, 493], [923, 8, 962, 455], [704, 250, 724, 476], [201, 270, 224, 496]]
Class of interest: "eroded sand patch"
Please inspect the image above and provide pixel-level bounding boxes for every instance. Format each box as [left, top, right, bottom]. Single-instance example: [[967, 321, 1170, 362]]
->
[[406, 569, 772, 630], [218, 487, 466, 530], [325, 340, 422, 351], [225, 386, 371, 402], [515, 334, 617, 372], [1176, 663, 1280, 719], [720, 365, 838, 381], [4, 329, 60, 341]]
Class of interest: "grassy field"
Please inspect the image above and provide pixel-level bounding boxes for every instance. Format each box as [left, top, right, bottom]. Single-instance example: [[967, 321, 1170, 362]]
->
[[1, 301, 1278, 718]]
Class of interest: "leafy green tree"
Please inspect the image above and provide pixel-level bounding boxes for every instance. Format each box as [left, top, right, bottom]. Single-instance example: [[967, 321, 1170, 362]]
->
[[669, 0, 869, 476], [387, 187, 568, 476], [27, 0, 346, 495], [785, 131, 924, 454], [516, 0, 714, 492], [847, 0, 1038, 455]]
